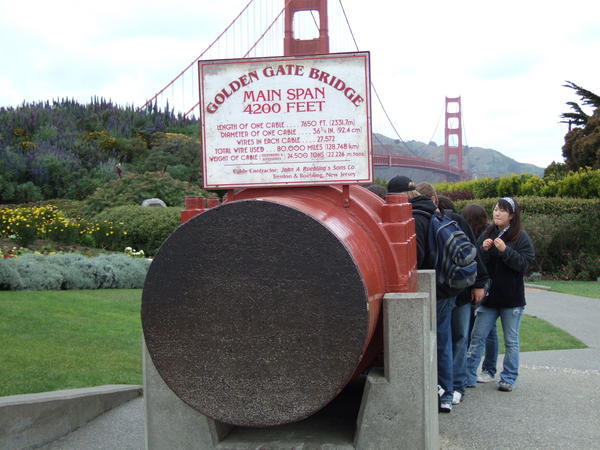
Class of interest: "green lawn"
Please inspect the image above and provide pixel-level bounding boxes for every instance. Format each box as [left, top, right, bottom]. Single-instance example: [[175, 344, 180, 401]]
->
[[0, 289, 589, 397], [497, 314, 587, 354], [528, 280, 600, 299], [0, 289, 142, 396]]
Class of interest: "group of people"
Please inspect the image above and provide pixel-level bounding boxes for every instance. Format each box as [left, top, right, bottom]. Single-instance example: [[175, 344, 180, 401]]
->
[[374, 175, 535, 413]]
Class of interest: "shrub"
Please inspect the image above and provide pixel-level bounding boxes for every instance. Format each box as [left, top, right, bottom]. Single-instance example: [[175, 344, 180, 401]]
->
[[1, 205, 83, 247], [14, 182, 43, 203], [94, 254, 150, 288], [555, 167, 600, 198], [496, 174, 522, 197], [0, 253, 150, 290], [47, 253, 98, 290], [519, 176, 545, 196], [39, 199, 88, 218], [167, 164, 196, 182], [84, 171, 209, 214], [93, 205, 181, 255], [7, 254, 64, 290], [472, 178, 500, 199], [0, 260, 24, 290], [0, 205, 130, 249], [556, 253, 600, 281]]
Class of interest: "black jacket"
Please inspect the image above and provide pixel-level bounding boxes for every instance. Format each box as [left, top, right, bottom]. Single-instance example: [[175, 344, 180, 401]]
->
[[478, 227, 535, 308], [409, 195, 438, 269]]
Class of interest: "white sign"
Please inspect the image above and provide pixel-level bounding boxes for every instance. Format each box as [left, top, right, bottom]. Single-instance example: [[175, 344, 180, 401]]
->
[[198, 52, 372, 188]]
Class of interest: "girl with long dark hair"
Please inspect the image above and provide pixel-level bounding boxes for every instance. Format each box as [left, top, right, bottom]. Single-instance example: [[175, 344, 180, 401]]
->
[[466, 197, 535, 392], [461, 204, 499, 384]]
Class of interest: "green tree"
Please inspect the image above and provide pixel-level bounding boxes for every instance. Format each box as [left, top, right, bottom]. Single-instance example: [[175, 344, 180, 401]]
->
[[561, 82, 600, 170], [544, 161, 569, 180], [560, 81, 600, 127], [562, 111, 600, 170]]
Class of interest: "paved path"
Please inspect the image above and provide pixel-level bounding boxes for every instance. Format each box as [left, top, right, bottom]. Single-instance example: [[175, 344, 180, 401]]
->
[[41, 288, 600, 449], [519, 289, 600, 372], [439, 288, 600, 449]]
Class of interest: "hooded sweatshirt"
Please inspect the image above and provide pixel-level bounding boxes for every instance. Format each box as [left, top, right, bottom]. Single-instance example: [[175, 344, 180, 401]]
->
[[409, 195, 438, 269]]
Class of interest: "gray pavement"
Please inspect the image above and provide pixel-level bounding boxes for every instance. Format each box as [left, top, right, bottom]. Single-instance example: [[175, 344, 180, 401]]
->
[[40, 288, 600, 449], [441, 287, 600, 449], [519, 288, 600, 373], [524, 288, 600, 350]]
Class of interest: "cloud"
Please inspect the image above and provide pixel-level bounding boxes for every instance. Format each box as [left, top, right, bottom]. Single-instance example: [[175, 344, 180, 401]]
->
[[474, 52, 542, 80], [0, 78, 22, 106], [0, 0, 599, 168]]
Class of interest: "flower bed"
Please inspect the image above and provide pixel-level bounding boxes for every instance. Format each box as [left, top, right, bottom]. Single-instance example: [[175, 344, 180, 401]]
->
[[0, 205, 128, 249]]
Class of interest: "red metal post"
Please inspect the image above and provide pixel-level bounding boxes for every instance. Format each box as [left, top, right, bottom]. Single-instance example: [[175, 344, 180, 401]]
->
[[444, 96, 463, 180], [284, 0, 329, 56]]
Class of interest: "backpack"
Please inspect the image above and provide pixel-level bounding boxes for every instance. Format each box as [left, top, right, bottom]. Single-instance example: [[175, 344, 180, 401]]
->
[[413, 210, 478, 294]]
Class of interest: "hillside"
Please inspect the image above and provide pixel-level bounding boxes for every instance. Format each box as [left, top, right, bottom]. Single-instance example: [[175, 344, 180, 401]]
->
[[372, 133, 544, 183], [0, 100, 546, 204], [0, 99, 200, 203]]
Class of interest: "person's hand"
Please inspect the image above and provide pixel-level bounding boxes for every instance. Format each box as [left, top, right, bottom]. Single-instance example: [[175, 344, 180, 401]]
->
[[482, 238, 493, 250], [471, 288, 485, 303], [493, 237, 506, 253]]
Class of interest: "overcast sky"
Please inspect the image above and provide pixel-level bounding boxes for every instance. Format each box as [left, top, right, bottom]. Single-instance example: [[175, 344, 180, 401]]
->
[[1, 0, 598, 168]]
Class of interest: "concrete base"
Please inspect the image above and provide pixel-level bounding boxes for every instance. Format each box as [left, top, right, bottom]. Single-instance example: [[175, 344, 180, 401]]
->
[[355, 269, 438, 449], [144, 270, 438, 449], [0, 385, 142, 450]]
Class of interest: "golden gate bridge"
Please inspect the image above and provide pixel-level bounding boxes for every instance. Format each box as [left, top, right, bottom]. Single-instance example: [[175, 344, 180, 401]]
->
[[139, 0, 468, 180]]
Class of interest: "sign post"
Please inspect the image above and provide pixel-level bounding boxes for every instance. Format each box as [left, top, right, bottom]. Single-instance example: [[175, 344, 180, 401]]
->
[[198, 52, 372, 189]]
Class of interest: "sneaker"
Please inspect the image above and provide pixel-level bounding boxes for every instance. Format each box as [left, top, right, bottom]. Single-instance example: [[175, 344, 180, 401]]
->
[[439, 402, 452, 413], [452, 391, 463, 405], [477, 371, 495, 383], [498, 381, 513, 392]]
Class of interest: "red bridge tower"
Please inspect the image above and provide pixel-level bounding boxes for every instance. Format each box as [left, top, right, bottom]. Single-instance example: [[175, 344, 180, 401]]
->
[[444, 96, 464, 180], [284, 0, 329, 56]]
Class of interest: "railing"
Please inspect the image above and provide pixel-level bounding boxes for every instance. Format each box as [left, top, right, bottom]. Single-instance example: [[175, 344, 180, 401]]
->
[[372, 154, 466, 178]]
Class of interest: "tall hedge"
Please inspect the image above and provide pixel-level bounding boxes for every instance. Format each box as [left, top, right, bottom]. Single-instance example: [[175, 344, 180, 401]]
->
[[454, 196, 600, 216], [453, 197, 600, 280], [435, 168, 600, 199]]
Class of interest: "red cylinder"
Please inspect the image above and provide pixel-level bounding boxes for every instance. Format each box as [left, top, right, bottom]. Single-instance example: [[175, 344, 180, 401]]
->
[[144, 185, 417, 427]]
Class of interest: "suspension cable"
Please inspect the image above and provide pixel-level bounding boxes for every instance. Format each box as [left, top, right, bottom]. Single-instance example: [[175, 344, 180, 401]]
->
[[243, 0, 291, 57], [338, 0, 420, 158], [139, 0, 256, 111], [186, 0, 291, 116], [428, 101, 444, 146]]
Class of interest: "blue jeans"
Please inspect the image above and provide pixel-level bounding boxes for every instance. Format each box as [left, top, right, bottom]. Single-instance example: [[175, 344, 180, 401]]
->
[[437, 297, 456, 403], [451, 303, 471, 394], [482, 321, 499, 376], [467, 305, 524, 386], [468, 307, 499, 376]]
